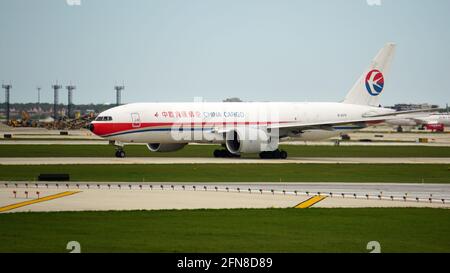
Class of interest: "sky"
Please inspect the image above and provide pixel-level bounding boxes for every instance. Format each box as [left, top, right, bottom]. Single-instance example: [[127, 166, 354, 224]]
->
[[0, 0, 449, 106]]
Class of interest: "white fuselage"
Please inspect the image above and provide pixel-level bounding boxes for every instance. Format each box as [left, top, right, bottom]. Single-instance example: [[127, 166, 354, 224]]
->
[[92, 102, 393, 144]]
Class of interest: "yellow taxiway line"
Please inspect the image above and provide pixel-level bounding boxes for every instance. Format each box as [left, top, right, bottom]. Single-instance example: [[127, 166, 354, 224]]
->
[[294, 195, 327, 208], [0, 191, 81, 212]]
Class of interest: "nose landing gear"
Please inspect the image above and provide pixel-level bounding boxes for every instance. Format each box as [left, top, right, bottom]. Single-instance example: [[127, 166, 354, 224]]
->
[[115, 150, 126, 158], [110, 141, 126, 158]]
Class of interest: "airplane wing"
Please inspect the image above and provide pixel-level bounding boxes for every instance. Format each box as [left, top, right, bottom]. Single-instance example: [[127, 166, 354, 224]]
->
[[213, 108, 443, 134], [360, 108, 441, 118], [214, 117, 385, 134], [269, 108, 443, 131]]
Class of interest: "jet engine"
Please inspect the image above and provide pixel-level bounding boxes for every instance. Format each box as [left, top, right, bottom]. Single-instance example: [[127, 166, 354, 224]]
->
[[225, 127, 277, 154], [146, 143, 187, 152]]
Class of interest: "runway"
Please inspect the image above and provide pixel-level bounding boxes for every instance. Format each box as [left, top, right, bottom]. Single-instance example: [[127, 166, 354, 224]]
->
[[1, 156, 449, 165], [1, 182, 449, 212], [1, 140, 450, 146]]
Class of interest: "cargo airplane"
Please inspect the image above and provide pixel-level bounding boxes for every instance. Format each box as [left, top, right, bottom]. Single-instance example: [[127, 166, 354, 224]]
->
[[89, 43, 437, 159]]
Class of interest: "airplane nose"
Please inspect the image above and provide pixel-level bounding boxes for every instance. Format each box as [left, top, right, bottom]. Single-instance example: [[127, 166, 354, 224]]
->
[[88, 123, 95, 133]]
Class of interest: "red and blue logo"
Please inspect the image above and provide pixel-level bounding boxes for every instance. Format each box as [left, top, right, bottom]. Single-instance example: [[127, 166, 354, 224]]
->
[[365, 69, 384, 96]]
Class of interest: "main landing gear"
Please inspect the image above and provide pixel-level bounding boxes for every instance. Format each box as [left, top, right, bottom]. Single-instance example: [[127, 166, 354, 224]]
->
[[259, 149, 288, 159], [213, 149, 241, 158], [213, 149, 288, 159]]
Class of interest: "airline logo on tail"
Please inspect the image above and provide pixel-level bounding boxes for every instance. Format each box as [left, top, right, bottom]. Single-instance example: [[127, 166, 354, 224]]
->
[[365, 69, 384, 96]]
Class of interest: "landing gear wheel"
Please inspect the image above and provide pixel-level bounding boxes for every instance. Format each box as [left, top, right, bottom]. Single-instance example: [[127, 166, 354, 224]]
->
[[280, 150, 288, 159], [273, 150, 281, 158], [213, 149, 221, 158], [259, 151, 269, 159], [115, 150, 126, 158], [228, 151, 241, 158]]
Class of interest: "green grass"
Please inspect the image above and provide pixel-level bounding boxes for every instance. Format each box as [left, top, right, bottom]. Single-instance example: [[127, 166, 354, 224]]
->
[[1, 144, 450, 157], [0, 208, 449, 253], [0, 164, 448, 183]]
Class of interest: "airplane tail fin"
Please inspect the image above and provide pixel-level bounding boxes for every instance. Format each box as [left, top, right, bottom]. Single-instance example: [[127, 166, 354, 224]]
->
[[343, 43, 396, 107]]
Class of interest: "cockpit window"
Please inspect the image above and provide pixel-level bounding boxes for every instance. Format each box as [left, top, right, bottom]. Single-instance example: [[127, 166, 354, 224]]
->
[[95, 116, 113, 121]]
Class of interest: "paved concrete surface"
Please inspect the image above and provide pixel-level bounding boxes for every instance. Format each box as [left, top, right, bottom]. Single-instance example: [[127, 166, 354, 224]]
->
[[2, 138, 450, 147], [5, 182, 450, 199], [284, 141, 450, 147], [314, 197, 447, 208], [0, 188, 308, 212], [198, 182, 450, 200], [3, 141, 450, 147], [1, 182, 448, 212], [1, 156, 449, 165], [2, 140, 450, 146]]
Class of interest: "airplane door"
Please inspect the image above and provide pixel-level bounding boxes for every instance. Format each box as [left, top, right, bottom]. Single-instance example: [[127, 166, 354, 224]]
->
[[131, 113, 141, 128]]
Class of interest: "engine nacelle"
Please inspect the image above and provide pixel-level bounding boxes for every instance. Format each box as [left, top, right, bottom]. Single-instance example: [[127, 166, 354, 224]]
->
[[225, 127, 278, 154], [146, 143, 187, 152]]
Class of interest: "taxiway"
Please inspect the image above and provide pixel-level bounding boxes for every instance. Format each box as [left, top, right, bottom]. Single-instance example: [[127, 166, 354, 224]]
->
[[1, 182, 448, 213], [1, 156, 449, 165]]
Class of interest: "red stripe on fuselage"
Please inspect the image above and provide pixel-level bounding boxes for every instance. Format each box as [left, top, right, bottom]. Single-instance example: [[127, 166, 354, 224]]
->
[[92, 121, 287, 137]]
